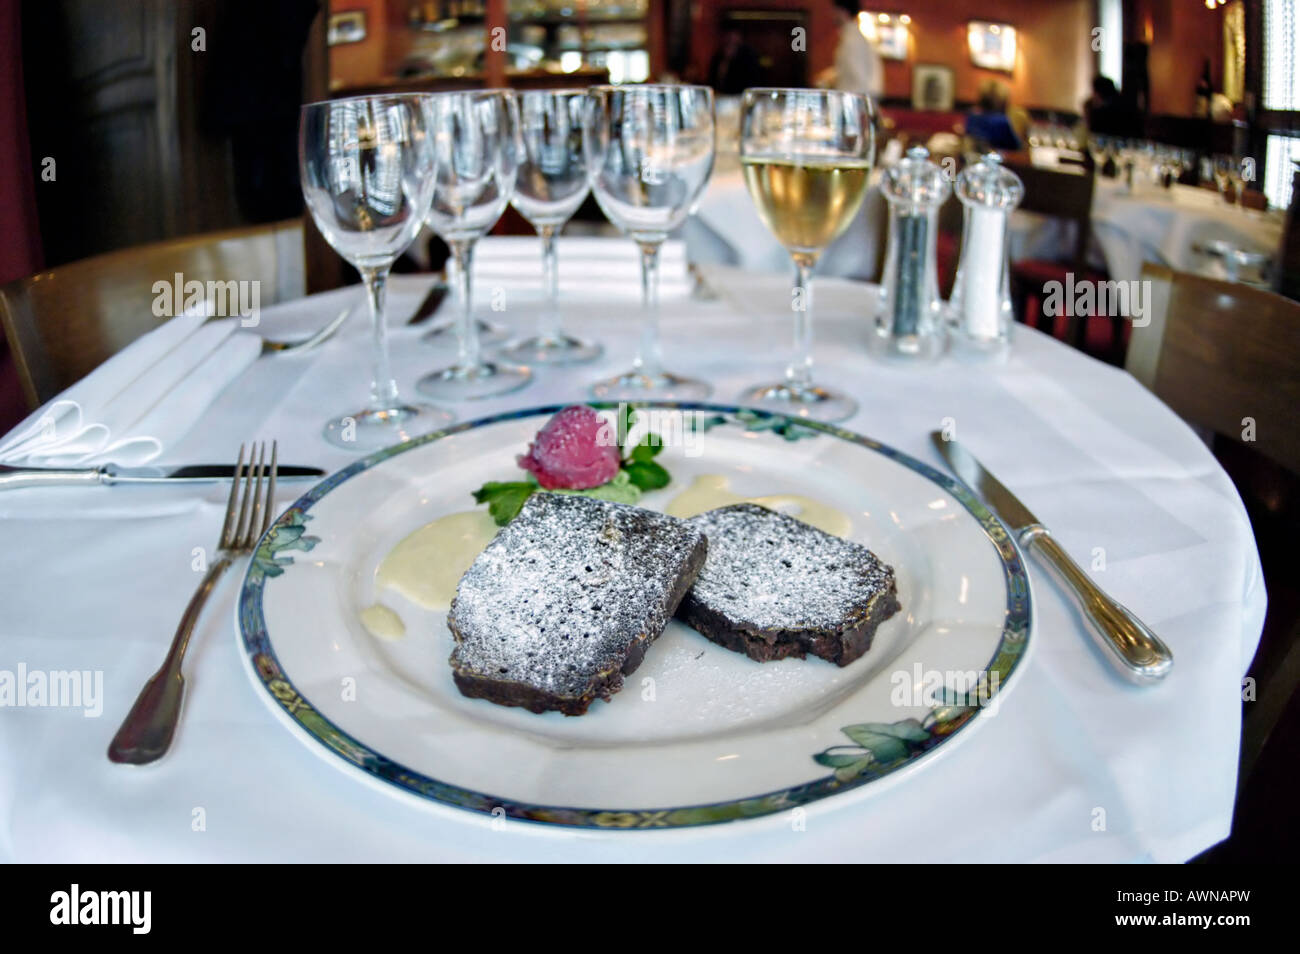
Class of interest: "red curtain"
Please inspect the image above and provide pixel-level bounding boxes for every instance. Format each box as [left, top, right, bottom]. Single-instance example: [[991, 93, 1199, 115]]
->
[[0, 0, 41, 428]]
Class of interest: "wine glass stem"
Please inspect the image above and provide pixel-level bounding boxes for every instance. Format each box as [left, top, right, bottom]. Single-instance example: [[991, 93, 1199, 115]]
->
[[538, 225, 560, 342], [451, 238, 481, 370], [361, 266, 399, 411], [634, 240, 663, 378], [787, 255, 816, 390]]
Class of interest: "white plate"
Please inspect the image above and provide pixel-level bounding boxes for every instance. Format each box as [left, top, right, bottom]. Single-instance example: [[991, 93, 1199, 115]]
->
[[238, 404, 1032, 829]]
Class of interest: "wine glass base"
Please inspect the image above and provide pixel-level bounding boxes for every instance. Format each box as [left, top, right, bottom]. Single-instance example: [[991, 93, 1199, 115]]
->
[[738, 382, 857, 423], [322, 404, 457, 452], [416, 361, 532, 401], [590, 370, 712, 402], [499, 334, 603, 365], [421, 318, 508, 344]]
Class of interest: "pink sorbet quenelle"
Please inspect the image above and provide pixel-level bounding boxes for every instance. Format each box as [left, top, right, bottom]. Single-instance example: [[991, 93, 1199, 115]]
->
[[517, 405, 620, 490]]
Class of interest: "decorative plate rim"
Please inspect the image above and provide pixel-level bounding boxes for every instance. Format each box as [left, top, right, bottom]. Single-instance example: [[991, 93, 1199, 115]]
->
[[236, 402, 1033, 830]]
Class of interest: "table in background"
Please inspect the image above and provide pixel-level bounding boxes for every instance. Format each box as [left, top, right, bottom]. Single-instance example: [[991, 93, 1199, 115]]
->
[[689, 163, 1284, 287]]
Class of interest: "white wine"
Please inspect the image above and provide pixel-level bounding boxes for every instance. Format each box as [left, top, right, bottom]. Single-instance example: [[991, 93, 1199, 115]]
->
[[742, 157, 872, 258]]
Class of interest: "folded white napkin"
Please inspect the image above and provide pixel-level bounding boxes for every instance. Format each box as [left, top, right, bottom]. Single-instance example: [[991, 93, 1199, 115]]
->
[[464, 237, 693, 298], [0, 315, 260, 467]]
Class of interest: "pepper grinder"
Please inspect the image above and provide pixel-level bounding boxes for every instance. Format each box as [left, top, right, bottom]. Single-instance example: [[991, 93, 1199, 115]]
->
[[949, 153, 1024, 357], [870, 146, 950, 361]]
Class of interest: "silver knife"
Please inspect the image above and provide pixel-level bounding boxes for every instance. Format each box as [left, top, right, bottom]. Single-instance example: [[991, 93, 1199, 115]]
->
[[0, 463, 325, 491], [930, 432, 1173, 684]]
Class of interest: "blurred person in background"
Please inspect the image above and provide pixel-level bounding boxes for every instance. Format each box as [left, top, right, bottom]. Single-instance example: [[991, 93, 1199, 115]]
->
[[964, 80, 1021, 151], [1083, 75, 1141, 137], [818, 0, 883, 101], [709, 27, 762, 95]]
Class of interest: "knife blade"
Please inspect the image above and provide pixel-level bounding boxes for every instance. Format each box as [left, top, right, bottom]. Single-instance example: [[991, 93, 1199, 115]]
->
[[930, 432, 1173, 684], [406, 281, 449, 326], [0, 463, 325, 491]]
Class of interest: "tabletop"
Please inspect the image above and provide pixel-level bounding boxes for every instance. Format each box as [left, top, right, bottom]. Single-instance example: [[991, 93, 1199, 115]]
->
[[0, 252, 1264, 862]]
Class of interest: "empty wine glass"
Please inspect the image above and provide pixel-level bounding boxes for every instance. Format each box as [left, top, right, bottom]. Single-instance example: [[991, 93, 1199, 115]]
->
[[582, 83, 716, 400], [1213, 155, 1236, 201], [417, 90, 531, 401], [299, 94, 454, 451], [737, 88, 874, 422], [500, 89, 601, 365]]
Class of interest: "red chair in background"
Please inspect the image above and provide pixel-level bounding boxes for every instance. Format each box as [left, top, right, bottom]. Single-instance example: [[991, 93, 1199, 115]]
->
[[1006, 161, 1127, 365]]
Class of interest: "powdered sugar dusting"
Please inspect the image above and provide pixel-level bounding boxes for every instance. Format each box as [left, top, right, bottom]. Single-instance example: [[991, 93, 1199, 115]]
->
[[686, 503, 896, 631], [448, 493, 705, 698]]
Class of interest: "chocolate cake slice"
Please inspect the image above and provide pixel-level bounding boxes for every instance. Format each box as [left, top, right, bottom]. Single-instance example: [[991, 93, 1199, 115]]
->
[[678, 503, 900, 667], [448, 493, 707, 715]]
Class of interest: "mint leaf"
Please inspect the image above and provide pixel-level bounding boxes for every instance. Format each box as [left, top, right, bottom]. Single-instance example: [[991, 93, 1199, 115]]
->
[[629, 435, 663, 463], [618, 404, 637, 448], [557, 469, 642, 505], [623, 459, 670, 491], [472, 481, 536, 526]]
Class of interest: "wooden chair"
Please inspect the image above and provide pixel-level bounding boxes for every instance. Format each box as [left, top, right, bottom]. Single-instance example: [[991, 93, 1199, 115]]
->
[[1005, 161, 1122, 361], [1132, 263, 1300, 474], [0, 220, 303, 409], [1134, 263, 1300, 793]]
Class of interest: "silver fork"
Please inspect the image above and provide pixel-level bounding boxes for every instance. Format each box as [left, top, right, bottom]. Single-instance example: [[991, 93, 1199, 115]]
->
[[108, 442, 279, 765], [259, 303, 353, 355]]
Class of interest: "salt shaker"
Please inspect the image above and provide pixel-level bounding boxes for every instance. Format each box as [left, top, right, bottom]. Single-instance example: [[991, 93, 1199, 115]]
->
[[870, 146, 950, 360], [949, 153, 1024, 356]]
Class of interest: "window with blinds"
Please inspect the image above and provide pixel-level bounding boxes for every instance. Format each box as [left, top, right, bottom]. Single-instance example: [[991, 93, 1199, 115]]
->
[[1264, 0, 1298, 111], [1263, 0, 1299, 209]]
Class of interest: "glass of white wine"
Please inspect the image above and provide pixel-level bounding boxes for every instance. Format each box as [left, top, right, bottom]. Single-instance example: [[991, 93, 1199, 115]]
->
[[739, 88, 875, 422]]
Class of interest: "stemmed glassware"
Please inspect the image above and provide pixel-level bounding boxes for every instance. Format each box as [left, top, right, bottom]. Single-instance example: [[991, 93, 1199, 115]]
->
[[1213, 155, 1241, 203], [1086, 135, 1109, 168], [582, 83, 716, 400], [500, 89, 602, 365], [737, 87, 875, 422], [298, 93, 454, 451], [417, 90, 531, 400]]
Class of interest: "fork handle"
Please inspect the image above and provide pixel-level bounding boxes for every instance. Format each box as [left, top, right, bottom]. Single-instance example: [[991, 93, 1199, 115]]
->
[[108, 557, 233, 764]]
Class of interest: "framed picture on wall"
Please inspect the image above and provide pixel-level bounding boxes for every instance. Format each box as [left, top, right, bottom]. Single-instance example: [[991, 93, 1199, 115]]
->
[[860, 11, 911, 62], [967, 21, 1017, 73], [912, 64, 955, 112], [327, 11, 367, 46]]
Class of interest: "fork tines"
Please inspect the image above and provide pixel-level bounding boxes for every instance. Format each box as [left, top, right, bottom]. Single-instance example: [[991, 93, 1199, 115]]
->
[[219, 441, 279, 551]]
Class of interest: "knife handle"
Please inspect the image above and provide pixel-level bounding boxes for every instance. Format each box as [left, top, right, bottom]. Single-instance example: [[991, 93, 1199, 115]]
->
[[0, 465, 107, 491], [1024, 528, 1173, 684]]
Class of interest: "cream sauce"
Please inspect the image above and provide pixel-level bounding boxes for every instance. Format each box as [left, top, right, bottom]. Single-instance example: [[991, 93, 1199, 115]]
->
[[665, 473, 852, 537], [374, 509, 499, 611], [359, 603, 406, 641]]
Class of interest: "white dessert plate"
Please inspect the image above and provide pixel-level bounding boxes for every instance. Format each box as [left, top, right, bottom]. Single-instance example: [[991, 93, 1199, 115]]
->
[[237, 403, 1032, 829]]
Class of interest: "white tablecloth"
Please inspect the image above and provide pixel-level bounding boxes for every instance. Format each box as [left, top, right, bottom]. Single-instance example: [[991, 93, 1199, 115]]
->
[[0, 252, 1265, 862], [1089, 179, 1284, 283]]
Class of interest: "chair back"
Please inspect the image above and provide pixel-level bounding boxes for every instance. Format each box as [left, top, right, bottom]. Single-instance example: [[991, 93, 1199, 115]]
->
[[1132, 263, 1300, 474], [1005, 160, 1096, 272], [0, 220, 303, 408]]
